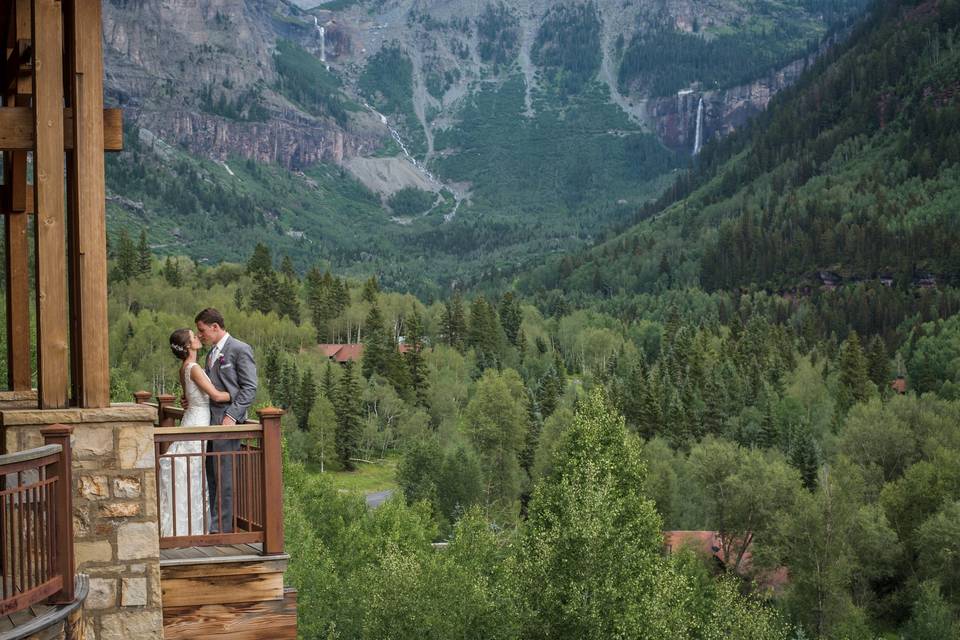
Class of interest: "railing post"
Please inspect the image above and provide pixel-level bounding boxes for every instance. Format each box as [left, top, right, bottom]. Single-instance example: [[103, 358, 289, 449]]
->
[[41, 424, 74, 604], [133, 390, 152, 404], [258, 407, 284, 555], [156, 394, 176, 427]]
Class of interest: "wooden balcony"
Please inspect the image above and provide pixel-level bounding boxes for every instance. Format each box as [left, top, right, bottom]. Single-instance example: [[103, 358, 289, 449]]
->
[[133, 393, 297, 640], [0, 426, 87, 638]]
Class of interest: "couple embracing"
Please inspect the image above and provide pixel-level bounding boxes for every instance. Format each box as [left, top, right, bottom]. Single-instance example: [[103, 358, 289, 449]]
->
[[161, 308, 258, 538]]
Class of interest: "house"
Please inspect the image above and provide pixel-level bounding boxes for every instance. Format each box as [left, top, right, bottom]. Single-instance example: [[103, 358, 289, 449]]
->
[[817, 270, 842, 290], [317, 343, 412, 364], [891, 375, 908, 395], [662, 531, 788, 594]]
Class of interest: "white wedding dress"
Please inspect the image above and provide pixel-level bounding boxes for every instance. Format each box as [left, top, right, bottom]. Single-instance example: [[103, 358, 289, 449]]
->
[[159, 362, 209, 537]]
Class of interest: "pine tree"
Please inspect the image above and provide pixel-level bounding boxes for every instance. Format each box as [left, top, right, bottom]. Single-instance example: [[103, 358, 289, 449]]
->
[[468, 296, 500, 372], [757, 390, 778, 449], [263, 345, 281, 401], [136, 230, 152, 276], [335, 361, 363, 471], [321, 362, 336, 400], [404, 311, 430, 408], [361, 275, 379, 304], [294, 369, 318, 431], [161, 256, 183, 287], [498, 292, 522, 347], [442, 291, 467, 350], [247, 242, 272, 276], [537, 368, 562, 419], [866, 335, 889, 390], [837, 331, 872, 413], [789, 426, 819, 490], [112, 229, 137, 282], [519, 389, 542, 477], [279, 255, 297, 281], [251, 269, 279, 315], [620, 361, 646, 431], [276, 276, 301, 325], [233, 287, 245, 311], [361, 304, 389, 380]]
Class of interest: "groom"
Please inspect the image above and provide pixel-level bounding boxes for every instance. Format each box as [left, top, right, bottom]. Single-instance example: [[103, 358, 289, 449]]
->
[[195, 308, 258, 533]]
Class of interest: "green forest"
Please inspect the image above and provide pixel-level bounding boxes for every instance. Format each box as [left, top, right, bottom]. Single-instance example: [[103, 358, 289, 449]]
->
[[69, 0, 960, 637]]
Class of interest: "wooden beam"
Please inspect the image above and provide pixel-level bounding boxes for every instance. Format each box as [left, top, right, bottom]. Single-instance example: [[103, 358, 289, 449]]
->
[[0, 107, 122, 150], [163, 589, 298, 640], [4, 186, 31, 390], [2, 0, 33, 393], [64, 0, 110, 408], [31, 0, 68, 409]]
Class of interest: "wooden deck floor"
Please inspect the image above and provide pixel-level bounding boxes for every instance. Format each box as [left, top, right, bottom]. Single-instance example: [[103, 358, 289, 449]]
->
[[159, 543, 287, 566], [0, 602, 55, 634]]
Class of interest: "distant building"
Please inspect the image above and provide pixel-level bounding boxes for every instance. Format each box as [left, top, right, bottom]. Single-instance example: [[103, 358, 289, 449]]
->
[[817, 270, 842, 291], [662, 531, 788, 594], [890, 375, 907, 395], [317, 343, 411, 364]]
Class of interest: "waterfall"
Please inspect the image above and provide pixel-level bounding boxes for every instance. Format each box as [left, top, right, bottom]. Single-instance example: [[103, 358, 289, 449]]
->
[[692, 97, 704, 156], [313, 17, 326, 63]]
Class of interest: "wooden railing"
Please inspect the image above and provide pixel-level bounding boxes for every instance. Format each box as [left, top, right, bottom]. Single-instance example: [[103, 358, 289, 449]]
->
[[0, 426, 74, 616], [133, 393, 284, 555]]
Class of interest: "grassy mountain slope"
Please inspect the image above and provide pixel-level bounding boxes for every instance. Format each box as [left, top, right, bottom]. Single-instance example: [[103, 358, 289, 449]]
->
[[522, 0, 960, 302]]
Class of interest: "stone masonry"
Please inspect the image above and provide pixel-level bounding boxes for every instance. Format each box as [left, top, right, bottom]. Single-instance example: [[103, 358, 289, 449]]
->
[[0, 403, 163, 640]]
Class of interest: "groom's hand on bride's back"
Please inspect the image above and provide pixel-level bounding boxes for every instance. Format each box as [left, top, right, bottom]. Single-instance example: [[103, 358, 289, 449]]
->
[[181, 394, 189, 410]]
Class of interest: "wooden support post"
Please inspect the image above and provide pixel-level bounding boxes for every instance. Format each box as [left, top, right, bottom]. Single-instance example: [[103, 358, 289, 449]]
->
[[3, 0, 33, 392], [41, 424, 74, 604], [31, 0, 68, 409], [156, 394, 176, 427], [63, 0, 110, 408], [258, 407, 284, 556], [2, 155, 30, 391]]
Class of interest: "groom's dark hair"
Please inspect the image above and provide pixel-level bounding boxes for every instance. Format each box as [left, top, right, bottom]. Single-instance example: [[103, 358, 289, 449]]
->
[[195, 308, 226, 329]]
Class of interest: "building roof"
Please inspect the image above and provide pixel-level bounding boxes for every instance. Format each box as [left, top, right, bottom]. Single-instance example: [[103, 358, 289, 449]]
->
[[662, 531, 788, 593], [891, 376, 907, 394], [316, 343, 412, 364]]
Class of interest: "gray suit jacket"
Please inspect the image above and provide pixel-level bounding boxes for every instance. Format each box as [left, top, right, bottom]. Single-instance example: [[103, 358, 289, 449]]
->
[[205, 335, 258, 425]]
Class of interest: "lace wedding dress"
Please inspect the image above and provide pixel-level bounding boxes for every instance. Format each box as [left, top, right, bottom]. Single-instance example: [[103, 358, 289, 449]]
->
[[159, 362, 209, 537]]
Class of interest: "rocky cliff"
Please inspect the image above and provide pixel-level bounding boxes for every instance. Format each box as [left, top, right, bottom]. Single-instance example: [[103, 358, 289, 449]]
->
[[101, 0, 865, 170]]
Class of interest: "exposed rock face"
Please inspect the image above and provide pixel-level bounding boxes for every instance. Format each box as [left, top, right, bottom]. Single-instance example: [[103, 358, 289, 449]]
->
[[143, 109, 380, 168], [648, 57, 810, 154], [101, 0, 378, 168]]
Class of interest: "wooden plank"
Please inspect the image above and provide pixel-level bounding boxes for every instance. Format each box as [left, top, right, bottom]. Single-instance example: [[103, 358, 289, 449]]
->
[[161, 571, 284, 608], [2, 3, 31, 394], [0, 107, 122, 151], [163, 589, 297, 640], [3, 155, 30, 391], [31, 0, 68, 410], [64, 0, 110, 408], [161, 557, 288, 579]]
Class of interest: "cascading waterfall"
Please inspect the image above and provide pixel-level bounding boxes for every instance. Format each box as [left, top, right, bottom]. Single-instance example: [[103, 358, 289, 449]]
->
[[693, 97, 704, 156], [361, 102, 466, 221], [313, 17, 326, 64]]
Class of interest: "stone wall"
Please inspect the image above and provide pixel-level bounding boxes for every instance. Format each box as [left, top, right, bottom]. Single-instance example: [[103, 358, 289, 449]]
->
[[0, 404, 164, 640]]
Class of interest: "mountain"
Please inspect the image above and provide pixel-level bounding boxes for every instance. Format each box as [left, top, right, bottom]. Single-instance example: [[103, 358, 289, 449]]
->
[[102, 0, 870, 294], [520, 0, 960, 320]]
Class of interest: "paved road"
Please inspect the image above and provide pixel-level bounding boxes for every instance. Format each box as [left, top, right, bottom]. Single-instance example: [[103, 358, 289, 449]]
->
[[366, 490, 394, 508]]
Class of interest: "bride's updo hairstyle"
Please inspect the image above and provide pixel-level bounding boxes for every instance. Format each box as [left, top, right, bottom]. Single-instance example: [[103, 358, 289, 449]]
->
[[169, 329, 192, 361]]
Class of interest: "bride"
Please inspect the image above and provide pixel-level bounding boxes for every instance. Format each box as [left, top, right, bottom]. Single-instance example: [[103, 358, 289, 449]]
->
[[160, 328, 231, 537]]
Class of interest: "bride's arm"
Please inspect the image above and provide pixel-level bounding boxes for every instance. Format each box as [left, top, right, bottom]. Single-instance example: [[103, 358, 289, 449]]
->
[[190, 366, 231, 403]]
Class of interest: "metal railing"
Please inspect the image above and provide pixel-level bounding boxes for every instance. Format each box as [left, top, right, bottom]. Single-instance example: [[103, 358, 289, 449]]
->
[[0, 426, 74, 616], [133, 393, 284, 555]]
